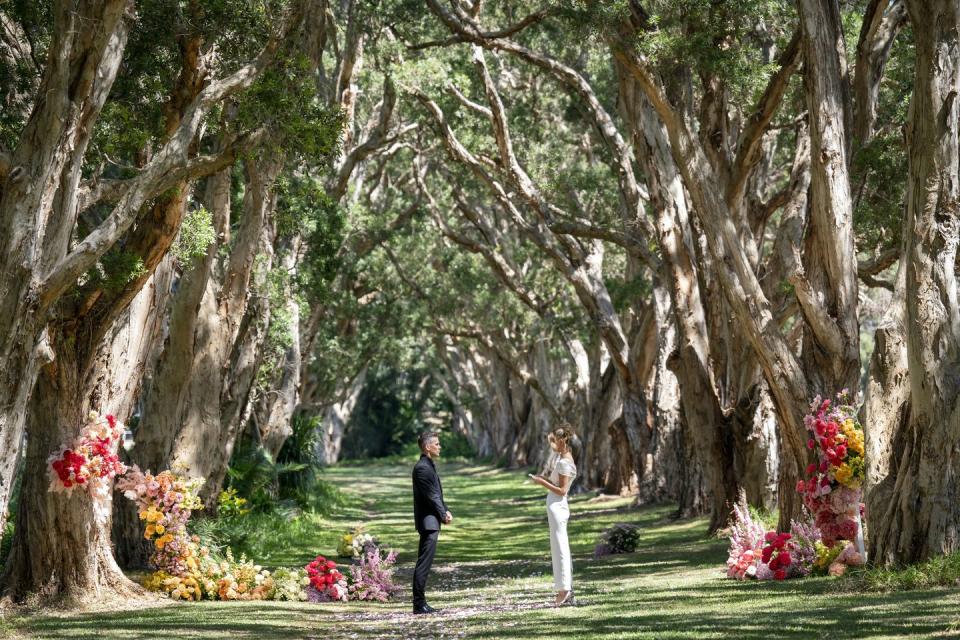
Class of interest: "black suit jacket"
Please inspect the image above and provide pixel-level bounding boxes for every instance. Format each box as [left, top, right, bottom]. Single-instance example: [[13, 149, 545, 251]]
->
[[413, 454, 448, 532]]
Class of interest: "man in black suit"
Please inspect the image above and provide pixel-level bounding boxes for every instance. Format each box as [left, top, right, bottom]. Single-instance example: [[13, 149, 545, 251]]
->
[[411, 431, 452, 614]]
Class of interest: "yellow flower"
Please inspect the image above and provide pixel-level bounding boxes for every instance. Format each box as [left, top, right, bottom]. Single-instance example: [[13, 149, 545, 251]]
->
[[834, 463, 853, 486], [144, 524, 156, 538], [155, 524, 165, 535]]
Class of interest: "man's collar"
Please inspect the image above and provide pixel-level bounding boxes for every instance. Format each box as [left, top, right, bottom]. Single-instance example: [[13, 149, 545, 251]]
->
[[420, 453, 435, 465]]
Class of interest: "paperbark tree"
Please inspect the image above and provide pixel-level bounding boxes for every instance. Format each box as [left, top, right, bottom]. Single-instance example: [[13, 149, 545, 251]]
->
[[0, 1, 300, 594], [868, 0, 960, 564]]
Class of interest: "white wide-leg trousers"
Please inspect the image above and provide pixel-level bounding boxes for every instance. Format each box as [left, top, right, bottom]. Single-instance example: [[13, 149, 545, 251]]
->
[[546, 492, 572, 591]]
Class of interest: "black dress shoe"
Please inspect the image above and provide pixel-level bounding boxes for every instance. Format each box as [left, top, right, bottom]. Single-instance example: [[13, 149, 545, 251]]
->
[[413, 604, 438, 614]]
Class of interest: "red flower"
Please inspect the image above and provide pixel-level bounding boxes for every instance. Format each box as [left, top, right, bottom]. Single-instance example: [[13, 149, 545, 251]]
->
[[820, 461, 829, 473], [795, 480, 806, 494], [807, 439, 815, 450], [774, 569, 786, 581], [780, 553, 792, 566], [326, 560, 336, 570], [836, 444, 847, 459], [106, 414, 117, 428], [764, 531, 777, 543], [805, 463, 816, 476]]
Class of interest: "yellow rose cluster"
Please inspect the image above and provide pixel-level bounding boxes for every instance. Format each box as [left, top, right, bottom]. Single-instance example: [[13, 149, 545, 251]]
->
[[831, 418, 866, 489]]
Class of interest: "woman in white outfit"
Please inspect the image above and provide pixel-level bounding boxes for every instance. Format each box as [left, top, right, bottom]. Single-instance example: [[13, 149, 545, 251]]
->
[[529, 426, 577, 606]]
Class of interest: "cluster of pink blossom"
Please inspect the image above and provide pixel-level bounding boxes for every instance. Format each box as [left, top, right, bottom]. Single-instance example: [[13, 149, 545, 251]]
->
[[788, 518, 821, 577], [348, 548, 400, 602], [725, 497, 765, 580], [47, 411, 128, 523], [114, 465, 205, 575]]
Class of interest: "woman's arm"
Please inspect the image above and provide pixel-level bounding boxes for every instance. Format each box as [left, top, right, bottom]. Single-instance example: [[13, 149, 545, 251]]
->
[[531, 473, 569, 497]]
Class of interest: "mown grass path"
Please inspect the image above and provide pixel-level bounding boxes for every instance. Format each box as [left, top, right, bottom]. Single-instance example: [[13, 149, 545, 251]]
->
[[9, 462, 960, 639]]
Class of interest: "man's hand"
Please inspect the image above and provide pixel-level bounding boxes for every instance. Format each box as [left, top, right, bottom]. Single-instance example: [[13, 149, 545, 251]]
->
[[443, 511, 453, 524]]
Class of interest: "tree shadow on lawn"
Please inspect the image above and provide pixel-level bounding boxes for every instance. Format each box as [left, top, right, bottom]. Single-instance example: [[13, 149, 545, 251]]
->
[[22, 582, 960, 640]]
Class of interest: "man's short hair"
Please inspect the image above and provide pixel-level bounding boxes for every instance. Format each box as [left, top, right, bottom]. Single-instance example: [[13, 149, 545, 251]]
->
[[418, 431, 439, 451]]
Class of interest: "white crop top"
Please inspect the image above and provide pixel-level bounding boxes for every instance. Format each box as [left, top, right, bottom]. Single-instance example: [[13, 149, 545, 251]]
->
[[548, 453, 577, 485]]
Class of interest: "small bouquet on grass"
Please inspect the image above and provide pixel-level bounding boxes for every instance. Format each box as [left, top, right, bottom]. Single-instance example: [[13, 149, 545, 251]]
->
[[594, 523, 641, 558], [725, 497, 765, 579], [305, 554, 348, 602], [211, 550, 275, 601], [338, 525, 380, 559], [270, 567, 310, 601]]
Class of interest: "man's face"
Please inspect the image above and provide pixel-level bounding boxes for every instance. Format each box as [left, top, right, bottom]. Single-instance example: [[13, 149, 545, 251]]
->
[[424, 437, 441, 458]]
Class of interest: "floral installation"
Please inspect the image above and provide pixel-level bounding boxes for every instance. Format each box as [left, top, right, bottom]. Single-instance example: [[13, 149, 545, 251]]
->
[[114, 464, 205, 576], [759, 531, 795, 580], [50, 424, 395, 605], [724, 391, 868, 582], [789, 518, 821, 578], [348, 547, 400, 602], [47, 411, 128, 523], [305, 554, 348, 602], [796, 390, 865, 547]]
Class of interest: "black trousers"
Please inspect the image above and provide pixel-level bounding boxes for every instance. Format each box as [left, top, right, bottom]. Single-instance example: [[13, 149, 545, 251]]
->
[[412, 529, 439, 608]]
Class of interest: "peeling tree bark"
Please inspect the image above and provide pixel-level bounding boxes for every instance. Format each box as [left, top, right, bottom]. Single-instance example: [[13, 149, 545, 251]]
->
[[869, 0, 960, 564]]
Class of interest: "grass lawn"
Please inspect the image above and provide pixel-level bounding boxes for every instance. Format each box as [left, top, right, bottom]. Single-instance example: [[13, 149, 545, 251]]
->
[[6, 461, 960, 639]]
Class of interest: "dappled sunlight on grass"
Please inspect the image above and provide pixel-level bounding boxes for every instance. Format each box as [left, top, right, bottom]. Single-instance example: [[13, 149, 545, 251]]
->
[[13, 461, 960, 639]]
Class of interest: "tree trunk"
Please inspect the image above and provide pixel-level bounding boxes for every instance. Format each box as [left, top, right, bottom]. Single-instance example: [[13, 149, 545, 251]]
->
[[869, 0, 960, 564], [314, 369, 367, 465], [1, 264, 171, 602], [0, 0, 132, 547], [619, 66, 734, 529], [863, 263, 909, 551]]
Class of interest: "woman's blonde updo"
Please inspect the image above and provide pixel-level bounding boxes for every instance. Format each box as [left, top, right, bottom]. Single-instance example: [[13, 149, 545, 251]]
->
[[549, 423, 576, 452]]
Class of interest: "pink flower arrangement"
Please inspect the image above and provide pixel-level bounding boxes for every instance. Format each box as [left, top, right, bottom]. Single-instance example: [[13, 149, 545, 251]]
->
[[725, 495, 766, 580], [47, 411, 128, 522], [348, 548, 400, 601]]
